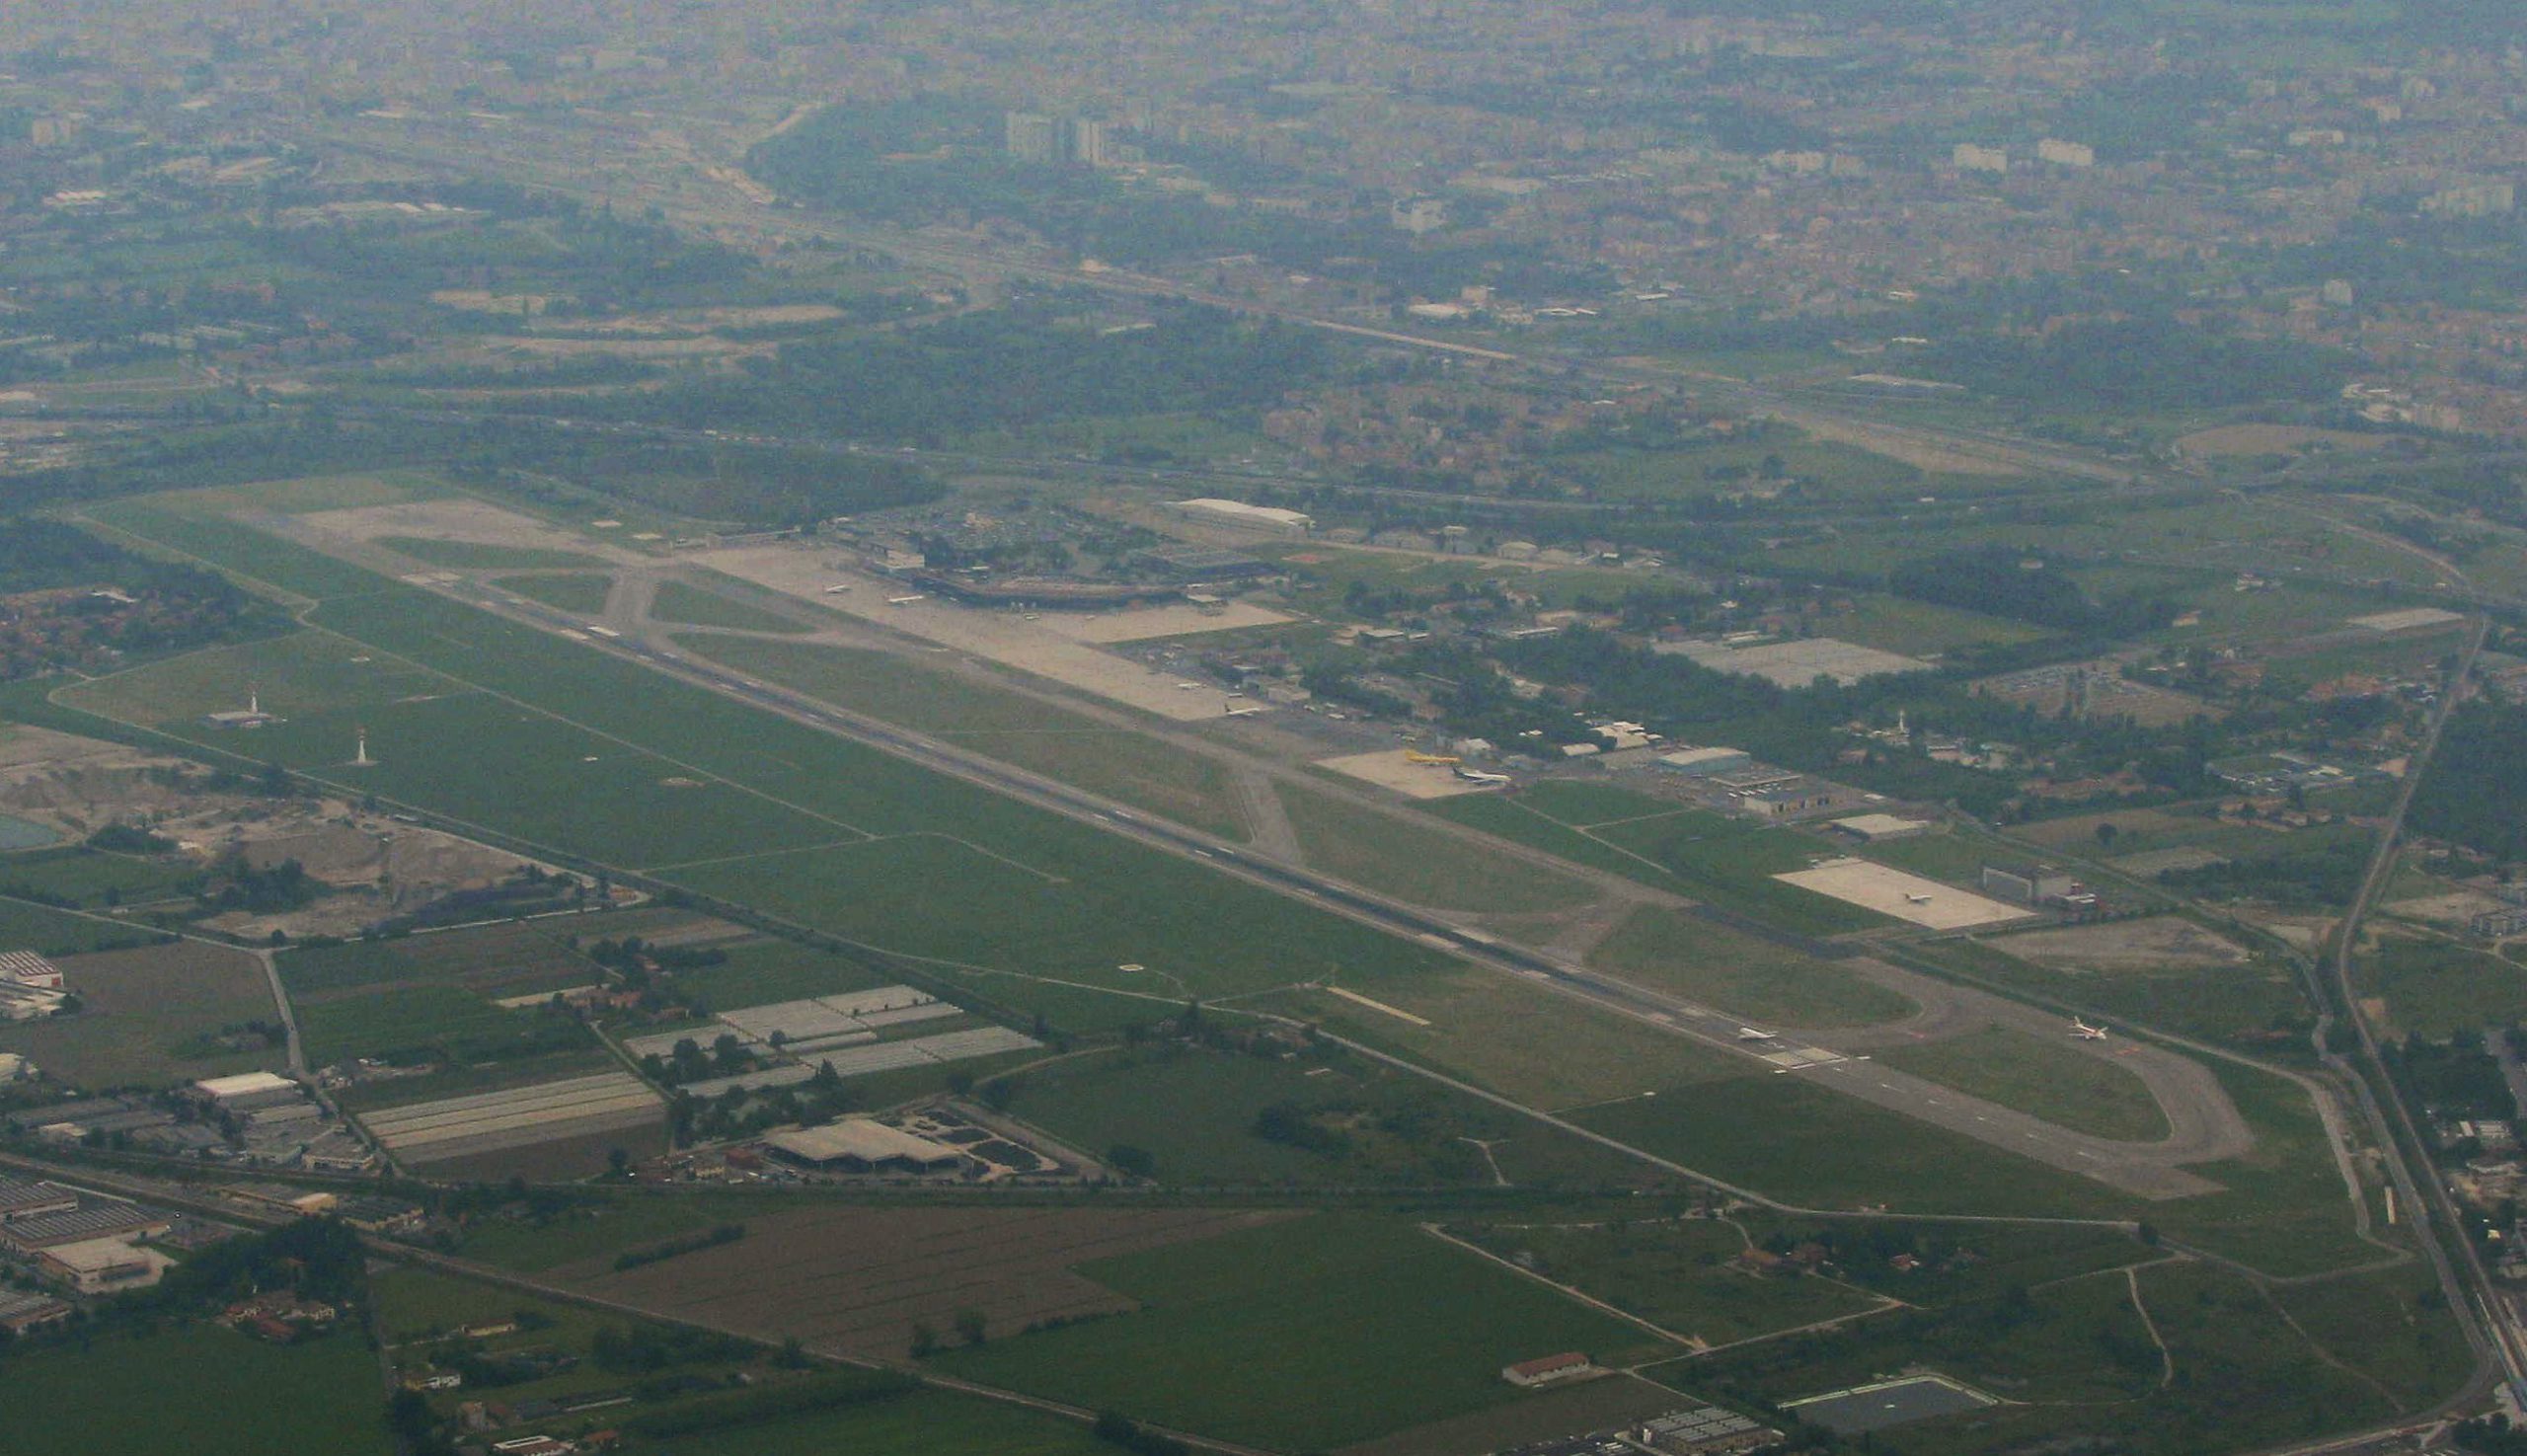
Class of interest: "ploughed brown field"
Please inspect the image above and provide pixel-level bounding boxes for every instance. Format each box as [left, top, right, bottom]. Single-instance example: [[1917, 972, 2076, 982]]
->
[[555, 1204, 1295, 1356]]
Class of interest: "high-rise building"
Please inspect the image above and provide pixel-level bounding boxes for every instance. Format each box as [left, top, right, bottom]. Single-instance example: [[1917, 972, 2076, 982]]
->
[[1071, 118, 1110, 167], [1005, 111, 1058, 163], [1952, 142, 2008, 175]]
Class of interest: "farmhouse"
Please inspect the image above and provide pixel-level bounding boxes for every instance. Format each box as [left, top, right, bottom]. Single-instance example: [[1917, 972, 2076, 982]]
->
[[1501, 1350, 1595, 1387], [763, 1119, 965, 1175]]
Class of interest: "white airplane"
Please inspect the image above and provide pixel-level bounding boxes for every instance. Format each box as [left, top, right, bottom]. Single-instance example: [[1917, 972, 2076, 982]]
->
[[1904, 891, 1935, 904], [1737, 1027, 1779, 1041], [2070, 1018, 2108, 1040]]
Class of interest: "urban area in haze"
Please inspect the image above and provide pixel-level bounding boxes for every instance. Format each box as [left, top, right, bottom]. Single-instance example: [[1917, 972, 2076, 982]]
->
[[10, 2, 2527, 1453]]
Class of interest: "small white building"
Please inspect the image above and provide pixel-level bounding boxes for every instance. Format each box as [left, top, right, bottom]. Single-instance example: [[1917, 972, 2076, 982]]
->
[[1167, 498, 1315, 536]]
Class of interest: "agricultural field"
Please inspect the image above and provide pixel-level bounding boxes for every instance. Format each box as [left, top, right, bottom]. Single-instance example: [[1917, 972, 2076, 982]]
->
[[0, 1324, 389, 1456], [0, 845, 207, 912], [278, 918, 608, 1000], [495, 572, 617, 614], [998, 1041, 1652, 1188], [560, 1203, 1296, 1358], [1874, 1027, 2172, 1142], [294, 981, 593, 1068], [1586, 906, 1916, 1029], [640, 1389, 1116, 1456], [2357, 934, 2527, 1037], [0, 895, 175, 958], [1429, 783, 1883, 936], [667, 935, 893, 1010], [1673, 1256, 2458, 1456], [0, 940, 284, 1088], [1449, 1216, 1889, 1347], [931, 1212, 1669, 1451]]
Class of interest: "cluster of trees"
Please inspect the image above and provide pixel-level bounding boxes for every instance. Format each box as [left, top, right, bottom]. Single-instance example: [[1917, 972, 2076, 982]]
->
[[1924, 316, 2357, 413], [1886, 546, 2176, 637], [611, 1223, 746, 1273], [623, 302, 1329, 450], [2412, 702, 2527, 863], [199, 854, 321, 915], [2386, 1032, 2516, 1129]]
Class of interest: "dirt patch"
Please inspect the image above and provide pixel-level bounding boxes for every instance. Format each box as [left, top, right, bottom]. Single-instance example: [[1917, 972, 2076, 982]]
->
[[1315, 750, 1486, 800], [296, 498, 638, 565], [2382, 890, 2507, 927], [1779, 412, 2025, 477], [561, 1204, 1295, 1357], [1991, 916, 2250, 972], [2177, 424, 2395, 458]]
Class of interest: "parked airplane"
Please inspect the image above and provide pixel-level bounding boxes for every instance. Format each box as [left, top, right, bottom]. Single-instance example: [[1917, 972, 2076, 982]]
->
[[1904, 891, 1935, 904], [1737, 1027, 1779, 1041], [1453, 767, 1513, 785], [2070, 1018, 2108, 1040]]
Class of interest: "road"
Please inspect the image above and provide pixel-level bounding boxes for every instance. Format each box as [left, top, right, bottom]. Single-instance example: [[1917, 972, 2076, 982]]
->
[[2315, 613, 2522, 1411]]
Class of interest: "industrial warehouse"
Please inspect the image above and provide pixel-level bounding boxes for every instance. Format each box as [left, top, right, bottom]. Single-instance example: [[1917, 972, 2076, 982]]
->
[[355, 1072, 664, 1175]]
